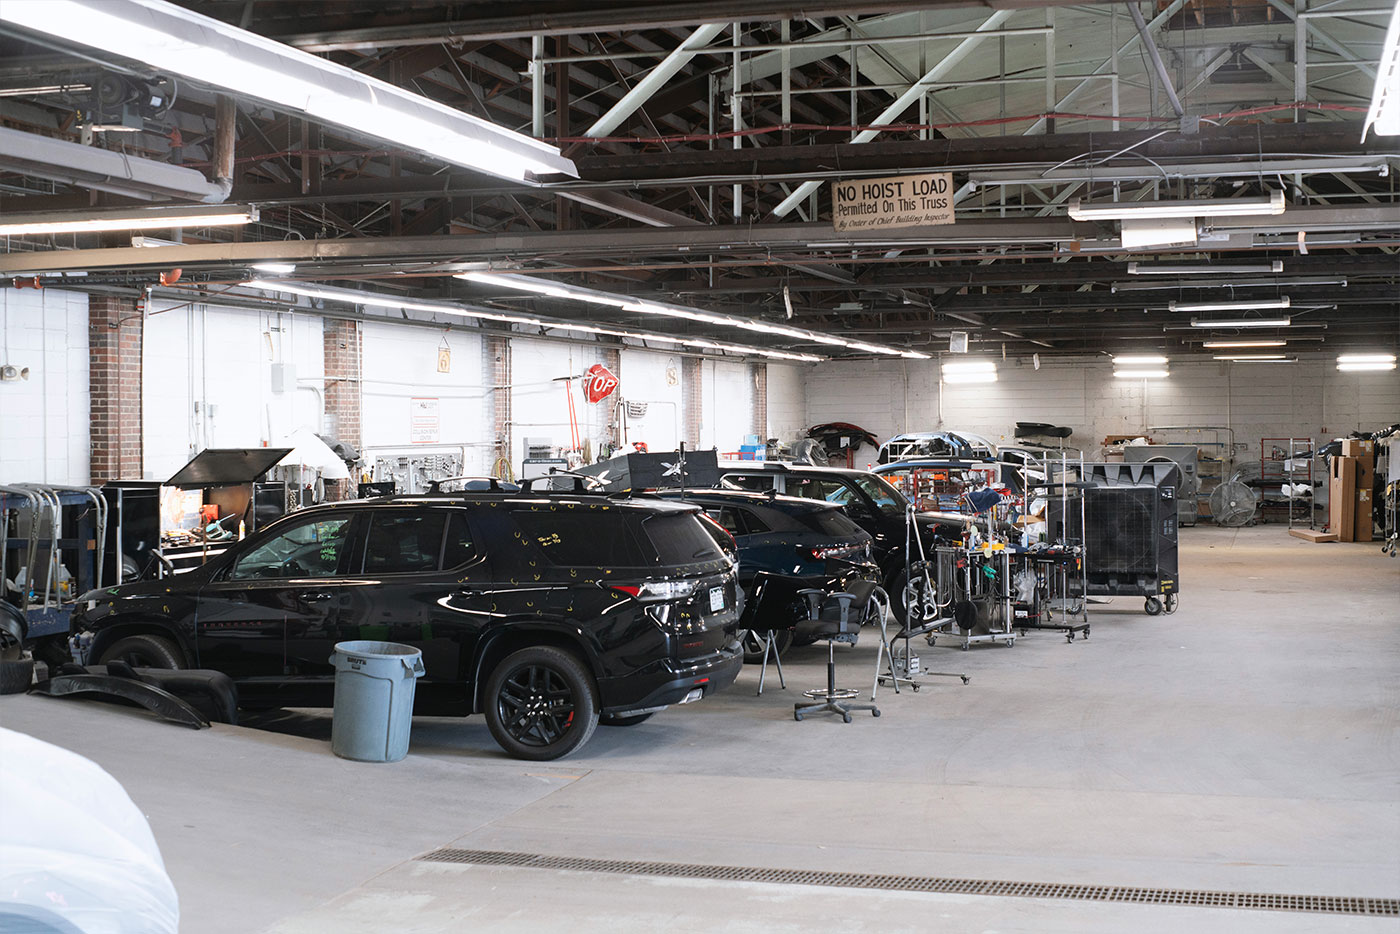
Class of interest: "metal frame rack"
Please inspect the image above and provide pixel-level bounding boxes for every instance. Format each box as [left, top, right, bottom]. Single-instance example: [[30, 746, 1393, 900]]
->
[[1014, 451, 1090, 641], [1259, 437, 1316, 529], [0, 485, 111, 643]]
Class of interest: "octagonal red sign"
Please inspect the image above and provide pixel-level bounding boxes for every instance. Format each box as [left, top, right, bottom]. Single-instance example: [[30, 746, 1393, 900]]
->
[[582, 363, 619, 403]]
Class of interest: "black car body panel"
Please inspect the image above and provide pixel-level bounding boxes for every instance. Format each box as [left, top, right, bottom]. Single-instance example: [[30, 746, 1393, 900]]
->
[[72, 493, 743, 729]]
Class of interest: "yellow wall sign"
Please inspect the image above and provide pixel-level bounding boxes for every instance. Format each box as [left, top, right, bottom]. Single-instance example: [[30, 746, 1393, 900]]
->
[[833, 172, 955, 232], [436, 347, 451, 373]]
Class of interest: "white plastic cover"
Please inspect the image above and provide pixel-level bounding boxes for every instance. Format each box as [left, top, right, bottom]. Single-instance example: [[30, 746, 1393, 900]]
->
[[0, 727, 179, 933]]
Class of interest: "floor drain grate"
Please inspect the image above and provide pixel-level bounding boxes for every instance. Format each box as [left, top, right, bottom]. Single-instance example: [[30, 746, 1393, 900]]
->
[[417, 848, 1399, 917]]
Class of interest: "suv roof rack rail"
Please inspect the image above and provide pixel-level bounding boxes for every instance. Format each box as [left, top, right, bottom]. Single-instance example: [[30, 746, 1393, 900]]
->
[[516, 473, 610, 495], [424, 476, 518, 494]]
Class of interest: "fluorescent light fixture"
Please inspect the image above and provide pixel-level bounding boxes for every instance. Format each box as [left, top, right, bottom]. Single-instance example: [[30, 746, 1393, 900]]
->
[[1213, 354, 1288, 360], [1216, 357, 1297, 364], [1361, 2, 1400, 139], [458, 270, 930, 358], [131, 236, 181, 247], [0, 203, 256, 236], [241, 280, 822, 362], [1127, 261, 1283, 275], [0, 0, 575, 183], [1170, 297, 1290, 313], [942, 360, 997, 384], [251, 262, 296, 274], [1190, 317, 1292, 328], [1202, 340, 1287, 348], [1112, 354, 1168, 365], [1337, 361, 1397, 371], [1113, 277, 1343, 292], [1113, 369, 1169, 379], [1069, 190, 1285, 220], [1337, 353, 1396, 364]]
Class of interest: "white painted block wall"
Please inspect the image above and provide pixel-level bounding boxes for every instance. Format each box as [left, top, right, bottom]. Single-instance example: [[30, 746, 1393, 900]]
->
[[0, 288, 90, 484], [360, 322, 489, 475], [765, 363, 810, 442], [510, 337, 610, 466], [699, 359, 754, 452], [142, 302, 324, 480], [805, 356, 1399, 471], [619, 348, 683, 451]]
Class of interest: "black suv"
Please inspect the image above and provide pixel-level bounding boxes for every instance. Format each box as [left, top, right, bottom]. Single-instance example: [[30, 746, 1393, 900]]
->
[[716, 462, 961, 618], [71, 490, 742, 760]]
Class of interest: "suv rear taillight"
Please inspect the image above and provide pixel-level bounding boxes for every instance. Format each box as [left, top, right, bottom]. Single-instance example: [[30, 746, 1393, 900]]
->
[[800, 543, 863, 561], [606, 579, 700, 602]]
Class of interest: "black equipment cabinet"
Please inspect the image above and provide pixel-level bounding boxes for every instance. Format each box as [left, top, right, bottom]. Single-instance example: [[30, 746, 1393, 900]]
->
[[575, 449, 719, 492], [1048, 462, 1180, 611]]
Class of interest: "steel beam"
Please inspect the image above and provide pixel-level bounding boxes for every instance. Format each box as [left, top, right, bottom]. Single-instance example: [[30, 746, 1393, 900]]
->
[[770, 9, 1016, 217], [581, 23, 728, 138]]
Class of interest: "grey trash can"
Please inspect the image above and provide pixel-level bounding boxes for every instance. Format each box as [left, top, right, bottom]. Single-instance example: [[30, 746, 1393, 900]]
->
[[329, 641, 425, 762]]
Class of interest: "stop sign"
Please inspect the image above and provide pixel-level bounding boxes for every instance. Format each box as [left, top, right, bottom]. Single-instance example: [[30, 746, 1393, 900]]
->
[[582, 363, 619, 403]]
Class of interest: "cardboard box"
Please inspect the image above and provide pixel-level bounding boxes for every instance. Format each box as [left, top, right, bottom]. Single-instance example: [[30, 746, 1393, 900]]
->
[[1290, 528, 1339, 543], [1340, 438, 1375, 458], [1329, 456, 1357, 542]]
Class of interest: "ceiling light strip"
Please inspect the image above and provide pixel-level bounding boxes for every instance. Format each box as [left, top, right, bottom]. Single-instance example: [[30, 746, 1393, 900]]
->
[[1127, 261, 1284, 275], [458, 271, 929, 358], [1189, 317, 1292, 328], [0, 0, 574, 182], [1069, 190, 1286, 221], [1169, 297, 1290, 313], [0, 203, 257, 236], [241, 280, 822, 362]]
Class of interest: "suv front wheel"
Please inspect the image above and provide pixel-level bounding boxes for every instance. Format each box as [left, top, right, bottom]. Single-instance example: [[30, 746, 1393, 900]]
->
[[485, 646, 599, 760]]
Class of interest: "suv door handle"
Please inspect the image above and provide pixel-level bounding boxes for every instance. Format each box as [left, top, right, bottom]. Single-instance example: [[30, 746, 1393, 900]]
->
[[298, 591, 333, 603]]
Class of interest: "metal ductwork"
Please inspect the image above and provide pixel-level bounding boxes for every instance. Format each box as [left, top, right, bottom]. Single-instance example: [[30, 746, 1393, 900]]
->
[[0, 126, 230, 202]]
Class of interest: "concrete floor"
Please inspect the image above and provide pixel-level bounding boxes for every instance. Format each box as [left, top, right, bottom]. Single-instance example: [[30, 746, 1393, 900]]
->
[[2, 525, 1396, 932]]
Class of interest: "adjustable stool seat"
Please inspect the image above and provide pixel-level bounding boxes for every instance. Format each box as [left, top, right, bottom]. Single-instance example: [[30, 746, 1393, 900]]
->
[[794, 578, 880, 723]]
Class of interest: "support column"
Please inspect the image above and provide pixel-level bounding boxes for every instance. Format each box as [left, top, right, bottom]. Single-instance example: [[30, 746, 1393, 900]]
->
[[751, 363, 768, 442], [485, 334, 512, 477], [682, 357, 703, 448], [322, 319, 361, 500], [601, 345, 622, 448], [88, 295, 143, 483]]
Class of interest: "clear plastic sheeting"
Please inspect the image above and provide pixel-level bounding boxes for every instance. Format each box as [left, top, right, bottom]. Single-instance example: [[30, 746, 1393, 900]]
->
[[0, 727, 178, 934]]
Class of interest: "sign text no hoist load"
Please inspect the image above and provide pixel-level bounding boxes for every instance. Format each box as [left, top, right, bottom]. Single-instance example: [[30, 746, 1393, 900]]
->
[[582, 363, 619, 404]]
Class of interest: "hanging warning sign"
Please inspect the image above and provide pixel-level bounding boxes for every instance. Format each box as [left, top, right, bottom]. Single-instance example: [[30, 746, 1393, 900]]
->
[[582, 363, 619, 404], [832, 172, 955, 232]]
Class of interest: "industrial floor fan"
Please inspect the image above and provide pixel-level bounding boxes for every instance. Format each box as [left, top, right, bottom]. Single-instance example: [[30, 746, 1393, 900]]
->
[[1209, 474, 1259, 527]]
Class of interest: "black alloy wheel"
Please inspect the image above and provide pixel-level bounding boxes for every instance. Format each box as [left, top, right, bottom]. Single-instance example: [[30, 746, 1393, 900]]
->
[[485, 646, 598, 761]]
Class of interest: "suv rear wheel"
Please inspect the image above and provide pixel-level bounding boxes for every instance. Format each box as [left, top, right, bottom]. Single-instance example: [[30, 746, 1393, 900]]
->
[[485, 646, 599, 760]]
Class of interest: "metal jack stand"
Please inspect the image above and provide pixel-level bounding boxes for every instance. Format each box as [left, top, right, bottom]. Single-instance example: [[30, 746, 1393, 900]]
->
[[872, 509, 969, 698]]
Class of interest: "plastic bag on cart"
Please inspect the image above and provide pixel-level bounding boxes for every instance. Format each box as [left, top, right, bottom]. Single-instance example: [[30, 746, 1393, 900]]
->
[[1013, 568, 1038, 603], [0, 727, 179, 934]]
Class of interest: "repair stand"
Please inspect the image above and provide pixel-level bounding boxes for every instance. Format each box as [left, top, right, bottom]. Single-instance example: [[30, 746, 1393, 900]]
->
[[870, 587, 969, 699]]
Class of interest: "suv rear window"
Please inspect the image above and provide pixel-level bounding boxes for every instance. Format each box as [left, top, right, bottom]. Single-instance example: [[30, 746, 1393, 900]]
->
[[642, 513, 724, 565], [363, 511, 446, 574], [511, 511, 651, 567]]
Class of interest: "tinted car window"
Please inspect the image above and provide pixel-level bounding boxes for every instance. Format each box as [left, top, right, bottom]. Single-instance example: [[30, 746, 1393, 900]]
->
[[362, 511, 445, 574], [643, 514, 724, 565], [851, 474, 908, 516], [794, 508, 865, 537], [442, 512, 476, 568], [707, 506, 744, 535], [721, 474, 774, 492], [512, 511, 651, 566], [739, 509, 770, 533], [229, 515, 353, 580], [786, 476, 849, 503]]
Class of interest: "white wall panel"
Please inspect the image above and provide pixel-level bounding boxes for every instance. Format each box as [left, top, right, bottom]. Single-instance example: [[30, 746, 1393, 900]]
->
[[765, 363, 809, 442], [510, 338, 609, 467], [0, 288, 89, 484], [619, 348, 682, 452], [360, 323, 489, 474], [700, 359, 753, 453], [142, 303, 322, 480]]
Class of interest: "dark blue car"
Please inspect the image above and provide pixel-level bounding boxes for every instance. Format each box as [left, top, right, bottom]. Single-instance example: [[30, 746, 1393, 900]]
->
[[654, 489, 873, 658]]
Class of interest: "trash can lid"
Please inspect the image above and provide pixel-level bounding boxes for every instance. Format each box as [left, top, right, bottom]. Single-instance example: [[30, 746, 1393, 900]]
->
[[332, 641, 421, 658]]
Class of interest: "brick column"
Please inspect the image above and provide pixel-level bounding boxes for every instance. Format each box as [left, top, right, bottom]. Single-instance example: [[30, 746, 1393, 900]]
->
[[88, 295, 143, 482], [322, 319, 361, 500], [485, 334, 512, 477], [751, 363, 768, 441], [601, 345, 622, 447], [682, 357, 702, 448]]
